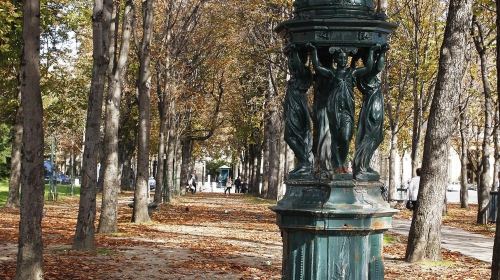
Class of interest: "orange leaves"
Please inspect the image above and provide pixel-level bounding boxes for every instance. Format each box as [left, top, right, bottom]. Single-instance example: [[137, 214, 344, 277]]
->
[[0, 192, 493, 279]]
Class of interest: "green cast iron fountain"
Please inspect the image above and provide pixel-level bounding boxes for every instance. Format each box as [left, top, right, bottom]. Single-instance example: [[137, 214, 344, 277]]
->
[[273, 0, 397, 279]]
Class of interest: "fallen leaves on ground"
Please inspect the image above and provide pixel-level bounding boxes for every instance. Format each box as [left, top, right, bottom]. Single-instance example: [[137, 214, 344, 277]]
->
[[0, 193, 492, 279], [395, 203, 496, 237]]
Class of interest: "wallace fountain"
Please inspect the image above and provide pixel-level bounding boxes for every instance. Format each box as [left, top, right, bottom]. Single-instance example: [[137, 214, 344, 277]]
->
[[272, 0, 397, 279]]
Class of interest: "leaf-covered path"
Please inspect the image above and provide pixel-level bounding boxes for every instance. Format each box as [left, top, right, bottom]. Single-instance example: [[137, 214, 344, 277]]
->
[[391, 219, 494, 263], [0, 193, 492, 279]]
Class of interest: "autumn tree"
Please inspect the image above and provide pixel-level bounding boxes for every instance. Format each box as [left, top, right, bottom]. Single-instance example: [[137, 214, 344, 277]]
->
[[471, 9, 496, 223], [492, 0, 500, 276], [457, 81, 472, 209], [1, 0, 22, 209], [389, 0, 443, 177], [15, 0, 45, 278], [99, 0, 135, 233], [73, 0, 111, 250], [132, 0, 154, 223], [383, 3, 414, 199], [405, 0, 473, 262], [152, 0, 207, 203]]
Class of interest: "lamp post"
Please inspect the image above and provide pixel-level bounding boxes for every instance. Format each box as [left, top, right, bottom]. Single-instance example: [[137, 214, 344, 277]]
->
[[272, 0, 397, 279]]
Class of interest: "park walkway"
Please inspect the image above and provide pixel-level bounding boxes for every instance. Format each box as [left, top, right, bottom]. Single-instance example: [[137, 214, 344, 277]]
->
[[391, 219, 494, 263], [0, 193, 492, 278]]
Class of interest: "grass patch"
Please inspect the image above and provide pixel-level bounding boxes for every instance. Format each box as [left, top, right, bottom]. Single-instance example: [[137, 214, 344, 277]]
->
[[419, 260, 456, 268], [96, 248, 115, 256], [1, 178, 79, 206], [0, 179, 8, 206], [44, 183, 80, 200], [384, 235, 396, 245]]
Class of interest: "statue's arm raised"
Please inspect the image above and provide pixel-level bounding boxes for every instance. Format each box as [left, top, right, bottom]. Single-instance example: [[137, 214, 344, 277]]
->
[[306, 43, 332, 78], [353, 45, 378, 78], [286, 44, 300, 74], [289, 45, 308, 77], [374, 44, 389, 74]]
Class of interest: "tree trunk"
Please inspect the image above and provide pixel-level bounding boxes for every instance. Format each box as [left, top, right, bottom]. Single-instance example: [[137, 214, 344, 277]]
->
[[388, 133, 398, 201], [492, 0, 500, 273], [405, 0, 472, 262], [472, 16, 494, 224], [96, 151, 105, 192], [15, 0, 44, 278], [255, 149, 263, 194], [74, 0, 110, 250], [248, 150, 255, 193], [98, 0, 134, 233], [118, 95, 137, 191], [180, 139, 193, 193], [120, 156, 133, 189], [410, 22, 423, 178], [266, 121, 280, 200], [154, 118, 166, 203], [459, 106, 469, 208], [277, 132, 286, 200], [164, 119, 175, 201], [6, 104, 22, 208], [96, 0, 118, 194], [249, 145, 260, 194], [133, 0, 154, 223], [242, 149, 248, 184], [411, 88, 422, 178], [261, 131, 270, 197], [175, 136, 182, 195], [154, 76, 169, 203], [493, 116, 499, 191]]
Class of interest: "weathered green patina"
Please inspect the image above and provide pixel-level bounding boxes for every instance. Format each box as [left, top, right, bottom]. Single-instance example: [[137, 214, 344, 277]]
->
[[274, 180, 396, 279], [275, 0, 396, 279]]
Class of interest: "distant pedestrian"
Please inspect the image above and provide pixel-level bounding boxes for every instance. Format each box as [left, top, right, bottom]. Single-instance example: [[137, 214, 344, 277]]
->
[[234, 176, 242, 193], [241, 181, 248, 193], [191, 174, 197, 194], [187, 174, 197, 194], [407, 168, 421, 210], [224, 177, 233, 195]]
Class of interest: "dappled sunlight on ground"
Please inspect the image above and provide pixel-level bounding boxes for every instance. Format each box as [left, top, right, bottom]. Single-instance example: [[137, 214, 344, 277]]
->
[[0, 192, 492, 279]]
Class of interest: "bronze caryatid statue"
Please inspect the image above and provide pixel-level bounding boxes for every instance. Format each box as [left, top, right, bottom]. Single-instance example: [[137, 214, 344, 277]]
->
[[280, 1, 395, 183], [353, 44, 389, 181], [307, 43, 378, 179], [283, 44, 314, 179]]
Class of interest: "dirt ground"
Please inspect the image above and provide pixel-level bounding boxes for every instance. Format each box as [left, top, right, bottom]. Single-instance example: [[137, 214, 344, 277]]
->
[[0, 193, 492, 279]]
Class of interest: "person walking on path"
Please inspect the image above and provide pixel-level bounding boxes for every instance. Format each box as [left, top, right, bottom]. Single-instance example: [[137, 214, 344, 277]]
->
[[407, 168, 421, 210], [224, 177, 233, 195], [234, 177, 242, 193], [187, 174, 197, 194]]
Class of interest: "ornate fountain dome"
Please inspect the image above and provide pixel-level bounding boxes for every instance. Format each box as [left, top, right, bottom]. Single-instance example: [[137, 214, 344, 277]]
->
[[276, 0, 396, 48], [293, 0, 377, 19]]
